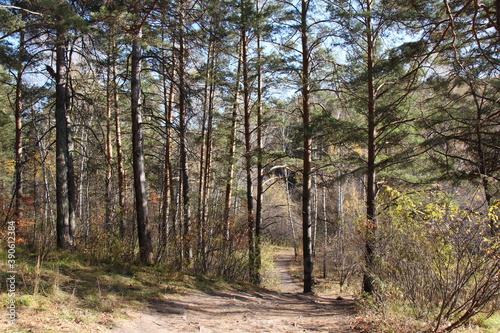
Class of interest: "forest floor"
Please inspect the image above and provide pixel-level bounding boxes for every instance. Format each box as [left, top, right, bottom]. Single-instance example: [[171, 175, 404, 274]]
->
[[110, 250, 359, 333], [4, 248, 498, 332]]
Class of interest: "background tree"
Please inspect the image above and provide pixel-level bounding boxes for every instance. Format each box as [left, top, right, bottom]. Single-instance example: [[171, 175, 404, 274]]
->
[[273, 0, 336, 293]]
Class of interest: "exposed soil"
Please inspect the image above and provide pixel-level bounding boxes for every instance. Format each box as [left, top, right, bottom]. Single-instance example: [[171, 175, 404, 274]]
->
[[111, 251, 359, 332]]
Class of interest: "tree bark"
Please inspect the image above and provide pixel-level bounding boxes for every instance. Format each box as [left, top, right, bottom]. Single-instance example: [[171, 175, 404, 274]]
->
[[241, 4, 257, 282], [131, 26, 154, 265], [363, 0, 377, 295], [54, 24, 75, 250], [13, 29, 24, 226], [337, 175, 347, 289], [105, 44, 114, 232], [255, 4, 263, 284], [197, 51, 209, 268], [312, 173, 318, 257], [322, 181, 328, 279], [66, 48, 76, 246], [301, 0, 314, 294], [200, 56, 215, 270], [78, 116, 90, 242], [223, 40, 242, 243], [159, 32, 174, 262], [197, 36, 215, 270], [113, 40, 126, 238], [178, 0, 192, 267]]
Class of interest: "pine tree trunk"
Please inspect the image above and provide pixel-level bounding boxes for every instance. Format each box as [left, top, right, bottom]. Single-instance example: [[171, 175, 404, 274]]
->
[[197, 37, 215, 270], [223, 40, 242, 243], [337, 175, 347, 289], [159, 40, 174, 262], [241, 15, 257, 283], [301, 0, 314, 294], [78, 120, 90, 242], [113, 41, 126, 238], [363, 0, 376, 294], [105, 46, 114, 232], [312, 173, 318, 257], [13, 29, 24, 226], [200, 53, 215, 271], [66, 83, 76, 247], [131, 27, 154, 265], [178, 0, 192, 267], [322, 182, 328, 279], [54, 25, 75, 250], [255, 7, 263, 284]]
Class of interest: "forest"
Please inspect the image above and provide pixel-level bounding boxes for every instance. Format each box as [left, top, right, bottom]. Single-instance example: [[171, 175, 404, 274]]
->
[[0, 0, 499, 332]]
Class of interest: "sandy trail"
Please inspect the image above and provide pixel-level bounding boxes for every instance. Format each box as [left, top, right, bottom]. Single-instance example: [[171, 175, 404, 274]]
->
[[111, 251, 358, 332], [273, 250, 302, 293]]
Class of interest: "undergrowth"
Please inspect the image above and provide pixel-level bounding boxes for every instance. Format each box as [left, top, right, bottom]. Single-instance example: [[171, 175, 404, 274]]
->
[[259, 244, 286, 291], [0, 246, 246, 332]]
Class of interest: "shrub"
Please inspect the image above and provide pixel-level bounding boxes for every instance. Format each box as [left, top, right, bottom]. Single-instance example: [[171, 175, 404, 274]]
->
[[374, 186, 500, 332]]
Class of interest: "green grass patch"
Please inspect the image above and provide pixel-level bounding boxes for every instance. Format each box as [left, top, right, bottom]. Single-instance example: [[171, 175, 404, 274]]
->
[[260, 244, 287, 291], [474, 312, 500, 333]]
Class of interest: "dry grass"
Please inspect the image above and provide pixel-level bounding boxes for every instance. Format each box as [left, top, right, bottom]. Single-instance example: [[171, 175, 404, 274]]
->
[[352, 297, 500, 333], [285, 252, 499, 333], [260, 244, 290, 291], [0, 247, 242, 332], [3, 246, 496, 333]]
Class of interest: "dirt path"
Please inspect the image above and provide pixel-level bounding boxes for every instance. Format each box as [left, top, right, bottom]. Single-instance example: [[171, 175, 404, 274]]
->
[[111, 251, 358, 332], [273, 250, 302, 293]]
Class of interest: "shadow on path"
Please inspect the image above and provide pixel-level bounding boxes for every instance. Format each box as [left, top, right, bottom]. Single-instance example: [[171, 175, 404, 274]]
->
[[111, 250, 359, 332]]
